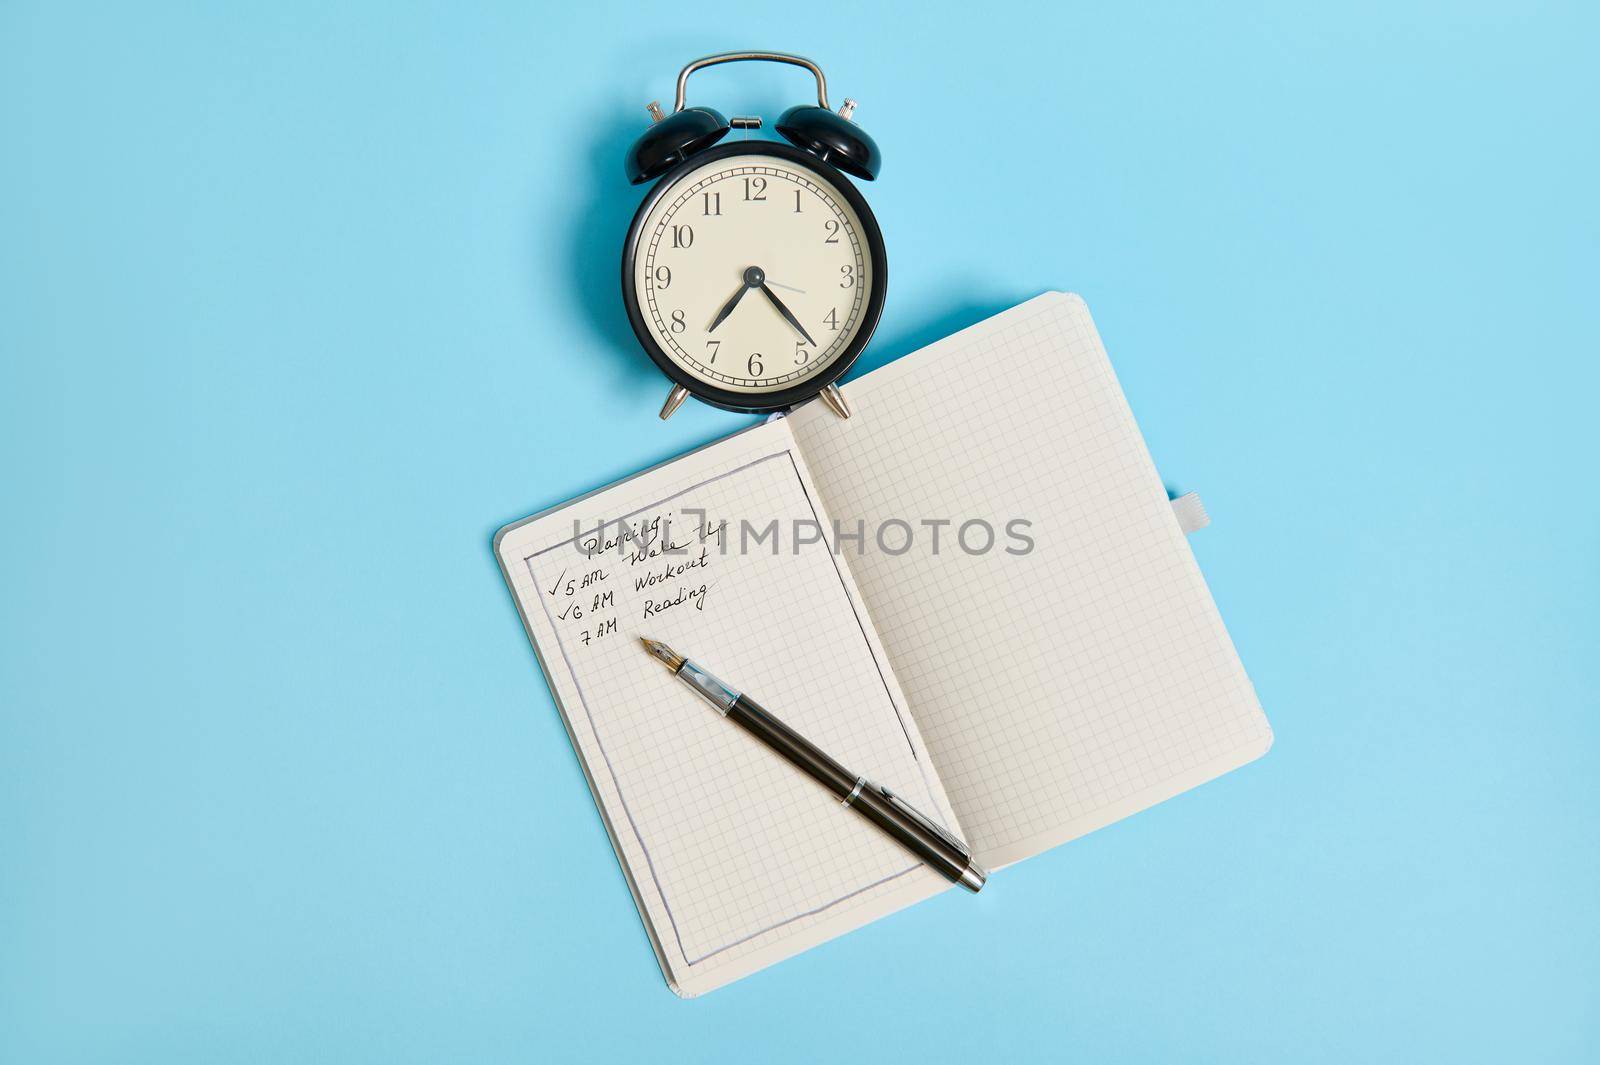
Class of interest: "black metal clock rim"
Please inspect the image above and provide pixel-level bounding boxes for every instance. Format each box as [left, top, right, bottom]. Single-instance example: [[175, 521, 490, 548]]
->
[[620, 140, 888, 415]]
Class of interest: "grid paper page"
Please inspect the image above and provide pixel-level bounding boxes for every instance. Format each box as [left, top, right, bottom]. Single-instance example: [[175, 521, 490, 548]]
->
[[787, 293, 1272, 868], [495, 420, 959, 996]]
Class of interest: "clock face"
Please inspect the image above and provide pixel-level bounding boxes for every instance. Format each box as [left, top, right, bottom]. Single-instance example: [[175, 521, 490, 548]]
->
[[624, 146, 883, 405]]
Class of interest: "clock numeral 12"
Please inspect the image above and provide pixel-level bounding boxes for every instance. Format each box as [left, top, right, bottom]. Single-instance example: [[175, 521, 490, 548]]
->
[[743, 177, 767, 201]]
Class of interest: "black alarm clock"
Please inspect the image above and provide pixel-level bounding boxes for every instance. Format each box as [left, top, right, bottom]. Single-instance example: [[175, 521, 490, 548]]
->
[[621, 51, 886, 420]]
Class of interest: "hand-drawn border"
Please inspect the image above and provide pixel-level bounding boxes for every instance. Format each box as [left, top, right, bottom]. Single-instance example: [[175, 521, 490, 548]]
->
[[524, 450, 946, 966]]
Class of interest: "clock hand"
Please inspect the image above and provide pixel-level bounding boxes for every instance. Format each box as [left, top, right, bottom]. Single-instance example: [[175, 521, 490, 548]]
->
[[765, 278, 807, 295], [759, 284, 817, 347], [707, 266, 766, 333], [706, 283, 750, 334]]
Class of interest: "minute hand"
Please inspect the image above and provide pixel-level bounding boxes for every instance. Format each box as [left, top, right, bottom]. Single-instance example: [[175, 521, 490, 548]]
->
[[759, 284, 817, 347]]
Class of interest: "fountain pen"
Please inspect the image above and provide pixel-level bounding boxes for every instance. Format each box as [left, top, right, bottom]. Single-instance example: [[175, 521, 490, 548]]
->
[[640, 637, 988, 892]]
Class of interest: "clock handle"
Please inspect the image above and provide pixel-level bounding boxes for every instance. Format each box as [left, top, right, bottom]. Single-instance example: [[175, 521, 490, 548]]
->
[[674, 52, 829, 113]]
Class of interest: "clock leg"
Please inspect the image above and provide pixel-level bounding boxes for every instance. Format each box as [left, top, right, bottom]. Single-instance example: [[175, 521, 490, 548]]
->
[[819, 383, 852, 419], [658, 384, 690, 420]]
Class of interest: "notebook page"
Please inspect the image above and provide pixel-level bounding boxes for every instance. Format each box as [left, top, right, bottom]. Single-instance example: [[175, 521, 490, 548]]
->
[[495, 419, 960, 997], [786, 293, 1272, 869]]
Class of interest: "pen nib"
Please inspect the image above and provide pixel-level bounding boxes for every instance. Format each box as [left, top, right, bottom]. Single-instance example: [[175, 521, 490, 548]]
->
[[640, 637, 685, 671]]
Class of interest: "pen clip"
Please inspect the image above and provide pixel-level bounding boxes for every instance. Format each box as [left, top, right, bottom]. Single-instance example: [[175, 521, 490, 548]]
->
[[875, 784, 970, 859]]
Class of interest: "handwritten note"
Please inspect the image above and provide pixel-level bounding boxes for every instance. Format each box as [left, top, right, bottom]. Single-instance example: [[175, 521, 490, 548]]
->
[[538, 510, 726, 650], [502, 433, 957, 974]]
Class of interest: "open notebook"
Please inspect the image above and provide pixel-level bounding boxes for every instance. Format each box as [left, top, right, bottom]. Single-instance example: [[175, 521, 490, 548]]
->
[[495, 293, 1272, 996]]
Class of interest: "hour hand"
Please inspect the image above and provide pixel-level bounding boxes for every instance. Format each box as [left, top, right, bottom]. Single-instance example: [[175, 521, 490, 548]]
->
[[707, 284, 749, 334], [708, 266, 766, 333], [759, 284, 816, 347]]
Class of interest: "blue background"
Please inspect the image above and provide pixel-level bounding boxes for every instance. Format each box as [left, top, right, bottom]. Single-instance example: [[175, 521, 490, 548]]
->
[[3, 2, 1596, 1061]]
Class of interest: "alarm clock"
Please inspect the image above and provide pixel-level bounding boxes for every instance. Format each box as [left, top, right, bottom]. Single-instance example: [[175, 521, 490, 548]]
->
[[621, 51, 886, 420]]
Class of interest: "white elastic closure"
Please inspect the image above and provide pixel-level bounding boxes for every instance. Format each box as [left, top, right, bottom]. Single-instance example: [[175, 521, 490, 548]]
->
[[1170, 491, 1210, 535]]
